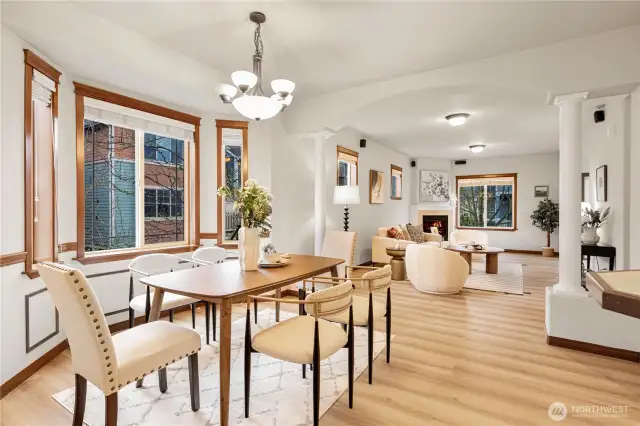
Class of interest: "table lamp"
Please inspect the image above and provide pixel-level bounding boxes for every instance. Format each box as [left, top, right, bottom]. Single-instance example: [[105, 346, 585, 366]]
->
[[333, 186, 360, 231]]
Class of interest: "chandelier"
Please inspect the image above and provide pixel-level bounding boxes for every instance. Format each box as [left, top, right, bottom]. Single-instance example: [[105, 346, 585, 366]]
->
[[218, 12, 295, 121]]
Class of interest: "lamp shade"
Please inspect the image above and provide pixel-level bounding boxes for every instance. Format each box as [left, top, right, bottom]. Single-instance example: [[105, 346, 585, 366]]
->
[[333, 185, 360, 205]]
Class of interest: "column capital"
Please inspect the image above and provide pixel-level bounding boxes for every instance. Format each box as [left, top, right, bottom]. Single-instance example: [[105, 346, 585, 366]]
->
[[554, 92, 588, 106]]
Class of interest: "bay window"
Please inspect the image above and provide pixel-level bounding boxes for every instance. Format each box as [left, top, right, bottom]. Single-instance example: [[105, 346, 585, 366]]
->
[[456, 174, 517, 231]]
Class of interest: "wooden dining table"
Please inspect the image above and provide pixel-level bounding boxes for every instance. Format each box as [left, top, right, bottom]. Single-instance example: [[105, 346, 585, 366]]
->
[[138, 254, 344, 426]]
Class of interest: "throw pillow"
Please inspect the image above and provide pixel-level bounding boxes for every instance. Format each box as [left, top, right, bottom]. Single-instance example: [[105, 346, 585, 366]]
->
[[405, 223, 426, 243], [386, 227, 399, 239], [396, 224, 410, 240]]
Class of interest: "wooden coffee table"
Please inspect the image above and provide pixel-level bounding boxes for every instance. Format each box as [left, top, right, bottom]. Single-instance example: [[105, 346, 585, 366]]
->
[[445, 245, 505, 274]]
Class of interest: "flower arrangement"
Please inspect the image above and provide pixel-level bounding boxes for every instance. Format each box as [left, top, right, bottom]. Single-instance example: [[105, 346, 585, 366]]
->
[[217, 179, 273, 231], [581, 206, 610, 229], [262, 243, 276, 255]]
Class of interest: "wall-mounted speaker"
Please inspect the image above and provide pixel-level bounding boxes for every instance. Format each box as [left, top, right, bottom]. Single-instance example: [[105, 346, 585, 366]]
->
[[594, 109, 605, 123], [360, 139, 367, 148], [410, 160, 416, 167], [454, 160, 467, 165]]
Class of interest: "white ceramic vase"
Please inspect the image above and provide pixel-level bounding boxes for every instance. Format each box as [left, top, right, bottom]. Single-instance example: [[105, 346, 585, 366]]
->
[[238, 227, 260, 271], [581, 226, 600, 244]]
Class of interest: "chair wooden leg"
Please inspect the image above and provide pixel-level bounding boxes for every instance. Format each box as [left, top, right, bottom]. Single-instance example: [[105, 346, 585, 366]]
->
[[145, 287, 151, 323], [348, 306, 355, 409], [254, 299, 258, 324], [72, 374, 87, 426], [312, 320, 321, 426], [212, 303, 217, 341], [188, 353, 200, 412], [244, 307, 251, 418], [298, 288, 306, 315], [159, 368, 168, 393], [386, 287, 391, 363], [368, 292, 374, 385], [105, 392, 118, 426], [169, 309, 174, 323], [302, 364, 306, 379], [191, 303, 196, 329], [205, 303, 211, 345], [128, 275, 135, 329]]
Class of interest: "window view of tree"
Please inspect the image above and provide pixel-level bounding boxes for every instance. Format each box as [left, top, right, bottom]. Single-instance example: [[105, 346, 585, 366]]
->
[[224, 144, 242, 241], [84, 120, 186, 252], [458, 177, 515, 229]]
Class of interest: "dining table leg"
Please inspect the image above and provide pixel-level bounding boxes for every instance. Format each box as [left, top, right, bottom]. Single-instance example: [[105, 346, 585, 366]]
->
[[219, 299, 232, 426], [136, 289, 165, 388]]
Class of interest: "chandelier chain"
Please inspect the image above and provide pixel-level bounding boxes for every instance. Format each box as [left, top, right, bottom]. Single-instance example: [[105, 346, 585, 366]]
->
[[254, 23, 264, 57]]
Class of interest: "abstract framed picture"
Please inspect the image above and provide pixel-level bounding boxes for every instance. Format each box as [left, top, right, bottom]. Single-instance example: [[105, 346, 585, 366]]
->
[[534, 185, 549, 198], [596, 165, 607, 201], [390, 165, 402, 200], [369, 169, 384, 204], [419, 170, 450, 203]]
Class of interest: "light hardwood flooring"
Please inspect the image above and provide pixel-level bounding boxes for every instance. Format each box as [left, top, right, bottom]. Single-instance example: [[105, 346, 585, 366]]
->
[[2, 253, 640, 425]]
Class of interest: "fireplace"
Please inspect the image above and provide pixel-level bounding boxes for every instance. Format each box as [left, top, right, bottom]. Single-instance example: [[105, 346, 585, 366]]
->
[[423, 215, 449, 241]]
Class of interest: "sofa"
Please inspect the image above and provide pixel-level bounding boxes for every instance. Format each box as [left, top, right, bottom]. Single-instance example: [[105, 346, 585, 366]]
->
[[372, 226, 442, 264], [405, 244, 469, 294]]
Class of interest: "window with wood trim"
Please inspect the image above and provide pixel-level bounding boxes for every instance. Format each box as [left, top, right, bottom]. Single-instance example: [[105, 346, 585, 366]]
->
[[75, 83, 201, 262], [337, 146, 358, 186], [216, 120, 248, 245], [24, 50, 61, 278], [456, 174, 517, 231]]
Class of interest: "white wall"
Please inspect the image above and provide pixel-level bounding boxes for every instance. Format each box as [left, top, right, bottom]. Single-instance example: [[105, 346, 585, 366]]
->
[[631, 88, 640, 268], [582, 95, 631, 269], [0, 25, 272, 385], [270, 127, 411, 264], [448, 153, 560, 251]]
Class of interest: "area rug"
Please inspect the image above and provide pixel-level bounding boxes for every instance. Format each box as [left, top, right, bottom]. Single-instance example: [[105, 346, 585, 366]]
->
[[52, 309, 390, 426], [464, 262, 524, 295]]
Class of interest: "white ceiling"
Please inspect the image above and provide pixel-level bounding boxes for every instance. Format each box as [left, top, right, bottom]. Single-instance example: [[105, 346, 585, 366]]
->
[[3, 1, 640, 159], [79, 1, 640, 97]]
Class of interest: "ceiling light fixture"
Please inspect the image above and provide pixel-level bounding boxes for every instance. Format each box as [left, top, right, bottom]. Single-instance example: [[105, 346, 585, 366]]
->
[[445, 113, 470, 127], [469, 144, 485, 154], [218, 12, 295, 121]]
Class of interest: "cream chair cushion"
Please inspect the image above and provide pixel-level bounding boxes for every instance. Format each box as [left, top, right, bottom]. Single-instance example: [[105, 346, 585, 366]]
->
[[405, 244, 469, 294], [113, 321, 201, 387], [449, 230, 489, 246], [319, 295, 385, 326], [361, 265, 392, 290], [305, 280, 353, 317], [192, 246, 227, 265], [252, 316, 348, 364], [129, 292, 197, 313], [321, 230, 357, 278]]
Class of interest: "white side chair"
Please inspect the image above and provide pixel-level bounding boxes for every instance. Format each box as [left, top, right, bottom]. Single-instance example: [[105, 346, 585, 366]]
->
[[305, 264, 392, 384], [449, 229, 489, 246], [299, 230, 357, 314], [245, 282, 355, 426], [128, 253, 198, 332], [39, 262, 201, 426], [190, 247, 227, 342], [405, 244, 469, 294]]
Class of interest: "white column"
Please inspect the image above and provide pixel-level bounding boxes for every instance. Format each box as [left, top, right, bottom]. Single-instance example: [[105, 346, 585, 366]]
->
[[554, 92, 588, 295], [311, 131, 334, 255]]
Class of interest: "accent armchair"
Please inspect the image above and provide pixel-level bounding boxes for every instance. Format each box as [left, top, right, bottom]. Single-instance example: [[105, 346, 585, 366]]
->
[[405, 244, 469, 294], [39, 262, 201, 426]]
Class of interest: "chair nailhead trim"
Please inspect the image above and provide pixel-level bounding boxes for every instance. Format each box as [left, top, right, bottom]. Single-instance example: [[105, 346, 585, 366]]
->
[[109, 379, 114, 382], [70, 272, 74, 276], [86, 304, 91, 308], [107, 363, 111, 367], [111, 387, 115, 391], [103, 348, 108, 353], [98, 333, 102, 337], [95, 326, 100, 330], [101, 340, 105, 344], [93, 319, 98, 323], [82, 295, 88, 299], [90, 311, 94, 315], [74, 279, 79, 283], [108, 371, 112, 375], [79, 288, 84, 292], [105, 356, 110, 360]]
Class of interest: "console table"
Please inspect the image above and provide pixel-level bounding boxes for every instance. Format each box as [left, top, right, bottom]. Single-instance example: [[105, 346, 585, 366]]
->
[[582, 242, 616, 271]]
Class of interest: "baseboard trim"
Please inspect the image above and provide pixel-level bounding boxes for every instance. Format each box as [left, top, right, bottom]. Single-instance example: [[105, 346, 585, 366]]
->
[[505, 249, 559, 257], [547, 334, 640, 363], [0, 304, 193, 399]]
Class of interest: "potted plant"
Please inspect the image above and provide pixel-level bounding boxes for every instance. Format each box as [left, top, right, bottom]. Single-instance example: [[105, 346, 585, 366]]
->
[[218, 179, 272, 271], [530, 198, 559, 257], [581, 206, 610, 244]]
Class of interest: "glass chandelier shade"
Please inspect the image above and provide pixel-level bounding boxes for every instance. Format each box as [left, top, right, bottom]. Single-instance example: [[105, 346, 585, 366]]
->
[[219, 12, 295, 121]]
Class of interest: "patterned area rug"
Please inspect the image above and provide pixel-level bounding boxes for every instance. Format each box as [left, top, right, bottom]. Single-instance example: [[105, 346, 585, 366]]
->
[[52, 309, 390, 426], [464, 262, 524, 295]]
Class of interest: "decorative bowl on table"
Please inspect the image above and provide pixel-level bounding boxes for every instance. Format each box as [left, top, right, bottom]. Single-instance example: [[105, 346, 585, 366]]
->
[[263, 253, 281, 264]]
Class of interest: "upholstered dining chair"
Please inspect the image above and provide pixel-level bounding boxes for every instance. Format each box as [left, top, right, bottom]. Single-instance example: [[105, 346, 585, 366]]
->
[[190, 246, 227, 341], [128, 253, 199, 333], [304, 264, 392, 384], [245, 282, 355, 426], [298, 230, 357, 313], [38, 262, 201, 426]]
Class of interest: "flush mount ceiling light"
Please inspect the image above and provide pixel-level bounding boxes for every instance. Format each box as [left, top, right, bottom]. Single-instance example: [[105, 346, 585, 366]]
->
[[469, 144, 485, 153], [445, 113, 470, 127], [218, 12, 295, 121]]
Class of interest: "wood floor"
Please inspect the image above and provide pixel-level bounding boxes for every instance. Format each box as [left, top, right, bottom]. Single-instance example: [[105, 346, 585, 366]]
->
[[2, 253, 639, 425]]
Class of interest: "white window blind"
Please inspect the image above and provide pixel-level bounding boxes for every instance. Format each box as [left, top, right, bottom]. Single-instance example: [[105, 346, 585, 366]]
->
[[32, 70, 55, 105], [84, 98, 195, 141]]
